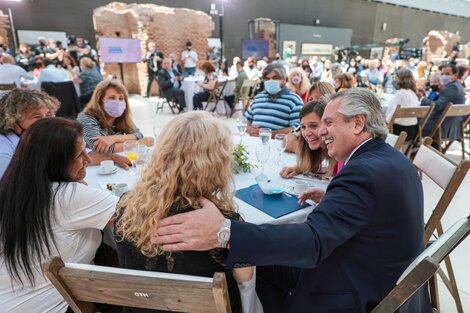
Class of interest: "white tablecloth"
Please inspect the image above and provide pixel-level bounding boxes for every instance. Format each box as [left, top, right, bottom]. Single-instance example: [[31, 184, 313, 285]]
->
[[85, 135, 328, 225], [181, 76, 235, 112]]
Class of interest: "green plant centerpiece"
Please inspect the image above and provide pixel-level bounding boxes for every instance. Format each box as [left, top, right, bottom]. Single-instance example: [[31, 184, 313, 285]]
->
[[232, 143, 256, 174]]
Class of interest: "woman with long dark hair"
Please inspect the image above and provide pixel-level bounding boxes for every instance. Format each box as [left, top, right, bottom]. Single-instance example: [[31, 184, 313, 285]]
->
[[0, 117, 118, 312]]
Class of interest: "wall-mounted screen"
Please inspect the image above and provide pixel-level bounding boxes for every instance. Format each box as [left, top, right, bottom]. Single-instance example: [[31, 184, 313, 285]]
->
[[242, 39, 269, 60], [99, 38, 142, 63]]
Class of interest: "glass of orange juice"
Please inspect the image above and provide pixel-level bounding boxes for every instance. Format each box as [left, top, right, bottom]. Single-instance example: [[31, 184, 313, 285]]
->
[[123, 140, 139, 166]]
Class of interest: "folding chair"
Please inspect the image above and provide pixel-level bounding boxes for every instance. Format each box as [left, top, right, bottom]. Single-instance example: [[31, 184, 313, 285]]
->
[[239, 79, 257, 113], [0, 83, 16, 91], [428, 103, 470, 159], [413, 137, 470, 313], [388, 104, 435, 157], [43, 256, 231, 313], [204, 80, 228, 117], [155, 81, 180, 115], [371, 215, 470, 313], [385, 131, 407, 150]]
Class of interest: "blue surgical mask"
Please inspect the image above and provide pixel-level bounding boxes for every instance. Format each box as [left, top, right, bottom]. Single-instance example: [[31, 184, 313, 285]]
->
[[264, 79, 282, 95]]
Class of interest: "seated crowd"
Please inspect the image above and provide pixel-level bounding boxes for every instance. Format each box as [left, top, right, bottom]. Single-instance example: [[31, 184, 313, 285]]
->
[[0, 35, 470, 313]]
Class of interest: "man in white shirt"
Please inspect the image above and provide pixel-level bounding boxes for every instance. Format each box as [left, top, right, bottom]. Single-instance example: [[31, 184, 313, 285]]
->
[[181, 41, 198, 77], [0, 54, 34, 87], [37, 58, 67, 87]]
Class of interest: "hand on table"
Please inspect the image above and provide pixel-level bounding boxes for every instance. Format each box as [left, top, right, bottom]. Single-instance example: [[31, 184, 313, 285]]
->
[[297, 187, 325, 205], [138, 137, 154, 147], [151, 197, 225, 252], [92, 136, 115, 153], [111, 154, 131, 169], [246, 125, 260, 136], [279, 166, 299, 178]]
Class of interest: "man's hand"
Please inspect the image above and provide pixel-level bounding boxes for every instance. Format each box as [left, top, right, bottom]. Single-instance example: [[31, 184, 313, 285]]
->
[[246, 125, 260, 137], [138, 137, 155, 147], [92, 136, 116, 153], [279, 165, 299, 178], [151, 197, 225, 252], [110, 154, 131, 169], [297, 188, 325, 205]]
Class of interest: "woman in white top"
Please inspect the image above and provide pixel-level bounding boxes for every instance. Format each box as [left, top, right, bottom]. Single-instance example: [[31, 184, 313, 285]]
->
[[385, 68, 420, 140], [0, 117, 118, 313]]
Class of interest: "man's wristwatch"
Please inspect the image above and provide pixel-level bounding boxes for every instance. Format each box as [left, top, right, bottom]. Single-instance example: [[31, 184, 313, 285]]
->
[[217, 218, 231, 248]]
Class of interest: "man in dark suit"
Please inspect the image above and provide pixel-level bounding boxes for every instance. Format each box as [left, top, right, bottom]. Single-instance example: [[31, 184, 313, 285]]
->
[[152, 89, 431, 313], [423, 64, 466, 145], [143, 42, 164, 98], [158, 58, 185, 113]]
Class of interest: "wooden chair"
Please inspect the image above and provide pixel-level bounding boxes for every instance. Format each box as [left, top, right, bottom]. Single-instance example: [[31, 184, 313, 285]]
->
[[388, 104, 435, 157], [371, 215, 470, 313], [156, 81, 179, 114], [412, 137, 470, 313], [0, 83, 16, 91], [43, 256, 231, 313], [239, 79, 257, 112], [385, 131, 407, 150], [428, 103, 470, 159], [204, 80, 229, 117]]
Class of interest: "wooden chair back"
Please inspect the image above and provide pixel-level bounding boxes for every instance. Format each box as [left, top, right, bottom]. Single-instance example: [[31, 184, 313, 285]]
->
[[388, 104, 435, 157], [371, 216, 470, 313], [43, 256, 231, 313], [428, 103, 470, 159], [385, 131, 407, 150], [0, 83, 16, 91]]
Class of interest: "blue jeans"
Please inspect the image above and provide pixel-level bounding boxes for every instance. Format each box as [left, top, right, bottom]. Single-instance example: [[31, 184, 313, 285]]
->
[[183, 67, 196, 77]]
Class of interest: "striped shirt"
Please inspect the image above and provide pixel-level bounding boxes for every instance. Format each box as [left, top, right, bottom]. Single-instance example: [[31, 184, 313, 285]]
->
[[245, 88, 303, 130], [77, 112, 143, 153]]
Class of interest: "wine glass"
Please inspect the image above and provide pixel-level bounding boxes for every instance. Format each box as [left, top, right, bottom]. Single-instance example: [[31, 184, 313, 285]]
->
[[255, 143, 270, 176], [236, 117, 247, 143], [259, 128, 272, 145], [274, 134, 287, 165], [123, 140, 139, 167], [153, 126, 159, 141]]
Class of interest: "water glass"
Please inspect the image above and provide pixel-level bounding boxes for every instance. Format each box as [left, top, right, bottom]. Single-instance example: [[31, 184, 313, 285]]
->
[[259, 128, 272, 145], [274, 134, 287, 165], [123, 140, 139, 166], [236, 117, 247, 143], [255, 143, 270, 175]]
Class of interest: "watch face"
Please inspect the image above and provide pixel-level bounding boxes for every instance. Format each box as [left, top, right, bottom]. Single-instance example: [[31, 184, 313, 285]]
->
[[219, 229, 230, 241]]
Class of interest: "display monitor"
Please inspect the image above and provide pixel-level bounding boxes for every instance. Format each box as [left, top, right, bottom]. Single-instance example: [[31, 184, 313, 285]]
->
[[99, 38, 142, 63]]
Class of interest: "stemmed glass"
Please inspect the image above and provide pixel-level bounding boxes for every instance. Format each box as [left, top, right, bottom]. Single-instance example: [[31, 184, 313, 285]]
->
[[123, 140, 139, 167], [255, 143, 270, 176], [259, 128, 272, 145], [274, 134, 287, 165], [236, 117, 247, 143]]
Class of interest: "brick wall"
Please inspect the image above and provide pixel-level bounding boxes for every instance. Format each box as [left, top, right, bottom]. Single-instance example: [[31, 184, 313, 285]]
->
[[422, 30, 461, 62], [93, 2, 214, 95], [0, 10, 9, 49]]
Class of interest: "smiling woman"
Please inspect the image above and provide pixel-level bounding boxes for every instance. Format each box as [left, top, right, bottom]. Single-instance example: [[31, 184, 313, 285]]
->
[[0, 117, 118, 313]]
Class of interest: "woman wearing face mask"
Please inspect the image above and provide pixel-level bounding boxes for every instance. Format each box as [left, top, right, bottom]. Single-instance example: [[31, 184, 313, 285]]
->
[[280, 100, 339, 179], [77, 79, 154, 153], [385, 68, 420, 140], [286, 67, 311, 103]]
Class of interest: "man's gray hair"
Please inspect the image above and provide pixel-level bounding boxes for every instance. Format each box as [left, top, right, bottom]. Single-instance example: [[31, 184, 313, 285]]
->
[[329, 88, 388, 140], [429, 71, 441, 81], [262, 63, 287, 80]]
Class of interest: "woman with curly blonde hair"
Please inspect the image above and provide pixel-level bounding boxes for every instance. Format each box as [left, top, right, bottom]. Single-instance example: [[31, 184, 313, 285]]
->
[[286, 67, 311, 103], [115, 111, 252, 313]]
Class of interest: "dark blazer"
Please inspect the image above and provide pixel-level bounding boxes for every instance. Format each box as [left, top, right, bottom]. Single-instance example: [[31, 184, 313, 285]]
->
[[423, 80, 466, 140], [157, 69, 182, 99], [227, 139, 430, 313], [143, 51, 164, 73]]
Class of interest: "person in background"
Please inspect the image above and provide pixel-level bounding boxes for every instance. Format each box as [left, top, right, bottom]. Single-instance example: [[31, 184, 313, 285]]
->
[[37, 58, 67, 87], [14, 43, 34, 72], [280, 100, 338, 179], [77, 79, 153, 153], [31, 55, 45, 78], [169, 53, 183, 75], [181, 41, 198, 77], [193, 61, 218, 110], [0, 89, 59, 178], [33, 36, 47, 58], [74, 56, 103, 107], [61, 53, 80, 79], [0, 54, 34, 88], [286, 67, 311, 103], [158, 58, 186, 113], [300, 59, 313, 78], [385, 68, 420, 140], [283, 44, 293, 60], [208, 46, 220, 70], [142, 41, 164, 98], [0, 117, 118, 313], [224, 61, 249, 115], [360, 59, 380, 90], [115, 111, 253, 313], [44, 38, 64, 65], [229, 56, 241, 78], [333, 73, 354, 92], [415, 61, 428, 89], [244, 57, 261, 81]]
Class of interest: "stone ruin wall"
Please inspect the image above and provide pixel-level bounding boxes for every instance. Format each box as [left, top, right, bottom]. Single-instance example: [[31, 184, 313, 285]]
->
[[0, 10, 10, 49], [93, 2, 214, 95]]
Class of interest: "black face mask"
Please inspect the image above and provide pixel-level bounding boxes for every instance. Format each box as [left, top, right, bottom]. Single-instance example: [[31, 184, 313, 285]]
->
[[15, 122, 27, 136], [249, 65, 254, 69], [430, 85, 439, 92]]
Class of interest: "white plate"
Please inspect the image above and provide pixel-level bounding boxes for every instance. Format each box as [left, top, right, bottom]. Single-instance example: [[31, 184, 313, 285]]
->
[[97, 166, 118, 175]]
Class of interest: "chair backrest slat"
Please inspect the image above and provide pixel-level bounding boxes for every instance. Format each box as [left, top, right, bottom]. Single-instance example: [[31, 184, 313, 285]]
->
[[43, 257, 230, 313], [413, 144, 457, 189], [445, 104, 470, 117]]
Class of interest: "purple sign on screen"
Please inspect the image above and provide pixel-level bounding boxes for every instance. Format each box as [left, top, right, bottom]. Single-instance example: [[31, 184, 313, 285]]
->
[[100, 38, 142, 64], [242, 39, 269, 60]]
